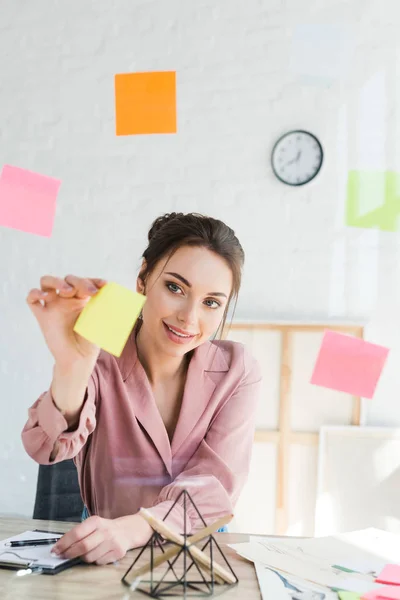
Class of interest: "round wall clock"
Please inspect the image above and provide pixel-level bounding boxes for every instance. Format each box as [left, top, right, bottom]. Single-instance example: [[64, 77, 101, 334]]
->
[[271, 130, 323, 186]]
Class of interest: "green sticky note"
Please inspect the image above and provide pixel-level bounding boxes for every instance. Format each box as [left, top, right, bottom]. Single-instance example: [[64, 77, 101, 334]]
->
[[338, 592, 360, 600], [73, 282, 146, 357], [346, 170, 400, 232]]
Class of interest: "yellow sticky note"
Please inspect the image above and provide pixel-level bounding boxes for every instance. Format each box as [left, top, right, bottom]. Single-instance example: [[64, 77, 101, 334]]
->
[[73, 282, 146, 357]]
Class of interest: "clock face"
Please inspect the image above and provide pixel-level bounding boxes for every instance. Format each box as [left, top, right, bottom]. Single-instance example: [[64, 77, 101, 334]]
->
[[271, 130, 323, 186]]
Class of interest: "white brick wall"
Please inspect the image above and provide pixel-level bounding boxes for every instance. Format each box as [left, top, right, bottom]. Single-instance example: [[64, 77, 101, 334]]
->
[[1, 0, 400, 516]]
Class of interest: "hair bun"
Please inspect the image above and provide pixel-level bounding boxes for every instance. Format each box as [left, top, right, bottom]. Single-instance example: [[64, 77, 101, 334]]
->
[[148, 212, 184, 241]]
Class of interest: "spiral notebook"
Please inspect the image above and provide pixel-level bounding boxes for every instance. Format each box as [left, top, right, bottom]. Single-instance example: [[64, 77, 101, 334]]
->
[[0, 529, 81, 574]]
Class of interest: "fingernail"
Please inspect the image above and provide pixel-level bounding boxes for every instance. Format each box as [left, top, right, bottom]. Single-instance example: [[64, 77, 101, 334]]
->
[[41, 292, 49, 297], [62, 284, 73, 291], [89, 286, 98, 293]]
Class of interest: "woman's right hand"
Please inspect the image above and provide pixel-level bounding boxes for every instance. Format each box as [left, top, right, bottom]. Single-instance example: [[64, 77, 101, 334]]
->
[[26, 275, 108, 369]]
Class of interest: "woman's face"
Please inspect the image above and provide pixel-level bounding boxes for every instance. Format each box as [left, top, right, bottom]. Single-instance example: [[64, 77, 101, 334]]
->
[[137, 245, 233, 358]]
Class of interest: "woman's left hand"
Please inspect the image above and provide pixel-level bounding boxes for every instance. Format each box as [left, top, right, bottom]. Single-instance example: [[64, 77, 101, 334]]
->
[[51, 514, 152, 565]]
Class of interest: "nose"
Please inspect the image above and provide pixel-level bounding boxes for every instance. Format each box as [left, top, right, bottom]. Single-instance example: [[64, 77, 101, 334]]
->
[[177, 300, 198, 329]]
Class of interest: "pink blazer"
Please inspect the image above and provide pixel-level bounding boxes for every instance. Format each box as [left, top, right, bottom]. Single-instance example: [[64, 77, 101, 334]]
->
[[21, 332, 262, 533]]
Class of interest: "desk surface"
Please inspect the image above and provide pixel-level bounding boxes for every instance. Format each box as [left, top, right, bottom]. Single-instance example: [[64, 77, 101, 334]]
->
[[0, 518, 261, 600]]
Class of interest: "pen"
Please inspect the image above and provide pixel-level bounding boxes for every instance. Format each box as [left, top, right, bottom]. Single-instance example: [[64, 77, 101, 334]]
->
[[6, 538, 60, 547]]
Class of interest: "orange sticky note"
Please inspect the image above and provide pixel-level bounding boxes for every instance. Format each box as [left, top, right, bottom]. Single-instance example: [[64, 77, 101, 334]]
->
[[310, 330, 389, 398], [115, 71, 177, 135], [376, 565, 400, 586]]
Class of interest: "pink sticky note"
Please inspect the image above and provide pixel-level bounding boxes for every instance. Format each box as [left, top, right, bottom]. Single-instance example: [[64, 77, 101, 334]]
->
[[0, 164, 61, 237], [376, 565, 400, 586], [362, 587, 400, 600], [377, 586, 400, 599], [310, 330, 389, 398], [362, 590, 380, 600], [361, 592, 378, 600]]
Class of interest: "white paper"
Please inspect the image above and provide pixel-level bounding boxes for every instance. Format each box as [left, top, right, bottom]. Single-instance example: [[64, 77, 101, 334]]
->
[[254, 563, 338, 600], [228, 529, 392, 594], [267, 528, 400, 574], [0, 530, 69, 569]]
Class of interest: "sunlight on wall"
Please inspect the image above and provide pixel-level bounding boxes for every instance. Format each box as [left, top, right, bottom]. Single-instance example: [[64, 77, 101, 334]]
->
[[314, 491, 336, 537], [230, 443, 276, 535], [356, 71, 386, 171], [328, 238, 347, 317], [286, 521, 305, 536], [372, 440, 400, 482], [383, 516, 400, 533]]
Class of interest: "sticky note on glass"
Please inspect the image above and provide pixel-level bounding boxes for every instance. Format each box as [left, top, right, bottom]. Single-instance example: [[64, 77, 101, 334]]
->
[[376, 565, 400, 586], [115, 71, 177, 135], [0, 164, 61, 237], [338, 592, 360, 600], [346, 171, 400, 232], [73, 283, 146, 357], [310, 330, 389, 398]]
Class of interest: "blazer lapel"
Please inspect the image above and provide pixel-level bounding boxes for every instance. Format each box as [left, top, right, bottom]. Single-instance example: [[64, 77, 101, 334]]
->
[[118, 331, 172, 477], [116, 330, 230, 473], [171, 342, 229, 456]]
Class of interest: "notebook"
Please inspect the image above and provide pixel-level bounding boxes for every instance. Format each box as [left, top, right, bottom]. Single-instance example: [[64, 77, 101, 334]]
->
[[0, 529, 81, 574]]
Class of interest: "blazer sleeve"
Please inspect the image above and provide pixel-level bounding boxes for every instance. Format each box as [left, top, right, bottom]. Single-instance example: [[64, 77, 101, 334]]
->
[[145, 351, 262, 534], [21, 371, 98, 465]]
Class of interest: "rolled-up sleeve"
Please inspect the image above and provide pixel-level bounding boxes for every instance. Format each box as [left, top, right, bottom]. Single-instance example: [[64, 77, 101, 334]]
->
[[21, 374, 98, 465], [146, 354, 262, 534]]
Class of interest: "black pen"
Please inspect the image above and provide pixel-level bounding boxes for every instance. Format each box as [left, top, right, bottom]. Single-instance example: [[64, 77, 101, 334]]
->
[[6, 538, 60, 547]]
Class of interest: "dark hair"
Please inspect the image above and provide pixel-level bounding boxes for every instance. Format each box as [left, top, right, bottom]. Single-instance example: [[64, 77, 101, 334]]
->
[[140, 212, 245, 336]]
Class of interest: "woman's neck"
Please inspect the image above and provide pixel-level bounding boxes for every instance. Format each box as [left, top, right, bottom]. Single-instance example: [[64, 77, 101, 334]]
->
[[135, 323, 189, 385]]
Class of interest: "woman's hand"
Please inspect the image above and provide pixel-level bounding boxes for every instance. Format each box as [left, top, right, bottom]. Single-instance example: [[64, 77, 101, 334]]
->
[[26, 275, 107, 369], [51, 514, 153, 565]]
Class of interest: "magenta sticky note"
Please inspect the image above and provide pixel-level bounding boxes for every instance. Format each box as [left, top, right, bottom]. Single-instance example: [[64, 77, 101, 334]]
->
[[376, 565, 400, 586], [310, 330, 389, 398], [0, 164, 61, 237]]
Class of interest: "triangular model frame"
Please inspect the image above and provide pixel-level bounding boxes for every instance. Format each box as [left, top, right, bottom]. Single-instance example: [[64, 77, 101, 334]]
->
[[121, 489, 239, 598]]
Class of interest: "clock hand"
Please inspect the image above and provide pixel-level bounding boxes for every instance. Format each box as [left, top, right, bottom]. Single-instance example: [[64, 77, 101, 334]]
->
[[285, 151, 301, 166]]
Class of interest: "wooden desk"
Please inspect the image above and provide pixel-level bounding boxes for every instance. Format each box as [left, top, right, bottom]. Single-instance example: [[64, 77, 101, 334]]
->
[[0, 518, 261, 600]]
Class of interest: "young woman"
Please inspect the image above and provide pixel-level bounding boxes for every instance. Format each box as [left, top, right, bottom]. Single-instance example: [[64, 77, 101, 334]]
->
[[22, 212, 261, 565]]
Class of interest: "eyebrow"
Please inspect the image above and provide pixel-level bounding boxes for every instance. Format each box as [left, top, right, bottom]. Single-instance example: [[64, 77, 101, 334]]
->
[[165, 272, 228, 298]]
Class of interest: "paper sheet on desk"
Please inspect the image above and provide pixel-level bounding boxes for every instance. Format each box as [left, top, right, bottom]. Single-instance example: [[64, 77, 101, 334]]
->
[[254, 563, 338, 600], [229, 531, 385, 595], [259, 529, 400, 576], [0, 530, 68, 569]]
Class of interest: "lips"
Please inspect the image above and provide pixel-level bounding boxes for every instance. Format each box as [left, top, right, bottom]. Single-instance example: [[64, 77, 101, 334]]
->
[[162, 322, 197, 345], [164, 323, 196, 336]]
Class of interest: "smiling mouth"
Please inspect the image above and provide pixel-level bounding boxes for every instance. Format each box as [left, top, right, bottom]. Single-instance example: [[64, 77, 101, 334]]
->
[[163, 322, 197, 338]]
